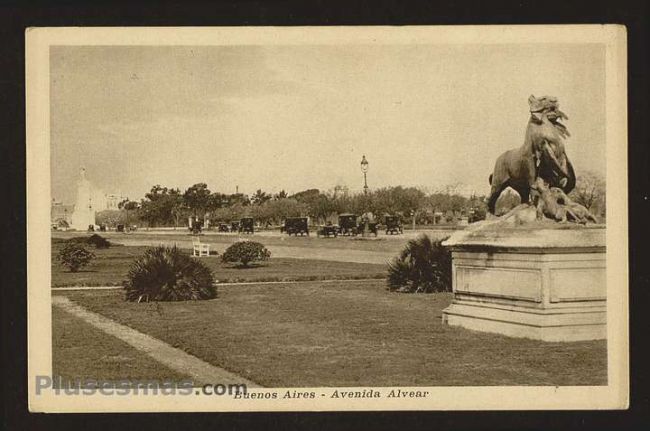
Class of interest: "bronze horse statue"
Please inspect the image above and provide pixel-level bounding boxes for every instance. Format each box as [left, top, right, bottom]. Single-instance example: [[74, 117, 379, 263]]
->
[[487, 95, 576, 215]]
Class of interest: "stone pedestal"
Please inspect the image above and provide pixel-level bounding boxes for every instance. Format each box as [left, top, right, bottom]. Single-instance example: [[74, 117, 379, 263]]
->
[[442, 206, 606, 342]]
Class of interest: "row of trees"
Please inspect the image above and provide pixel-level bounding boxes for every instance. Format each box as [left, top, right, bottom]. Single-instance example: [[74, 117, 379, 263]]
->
[[95, 171, 605, 228]]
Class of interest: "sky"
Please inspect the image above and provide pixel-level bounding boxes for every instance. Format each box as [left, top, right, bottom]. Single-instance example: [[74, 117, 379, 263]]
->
[[50, 43, 606, 203]]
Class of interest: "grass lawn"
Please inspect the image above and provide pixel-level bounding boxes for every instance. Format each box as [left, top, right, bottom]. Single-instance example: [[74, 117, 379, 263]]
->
[[53, 306, 190, 382], [53, 229, 454, 254], [57, 281, 607, 387], [51, 242, 387, 287]]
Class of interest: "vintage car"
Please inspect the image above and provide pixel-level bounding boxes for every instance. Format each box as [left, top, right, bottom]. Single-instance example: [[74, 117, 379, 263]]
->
[[230, 220, 241, 232], [338, 214, 359, 236], [358, 219, 379, 236], [217, 223, 231, 232], [239, 217, 255, 234], [189, 219, 203, 234], [282, 217, 309, 236], [384, 215, 403, 234], [317, 223, 339, 238]]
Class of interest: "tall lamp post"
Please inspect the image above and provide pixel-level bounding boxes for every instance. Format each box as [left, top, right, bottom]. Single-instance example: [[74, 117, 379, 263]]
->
[[360, 155, 369, 195], [360, 155, 369, 236]]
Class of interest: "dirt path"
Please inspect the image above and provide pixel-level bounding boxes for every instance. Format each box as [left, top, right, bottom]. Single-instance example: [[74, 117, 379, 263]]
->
[[52, 296, 260, 387]]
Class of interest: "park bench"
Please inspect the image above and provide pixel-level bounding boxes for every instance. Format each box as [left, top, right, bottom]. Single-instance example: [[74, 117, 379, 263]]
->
[[191, 236, 210, 257]]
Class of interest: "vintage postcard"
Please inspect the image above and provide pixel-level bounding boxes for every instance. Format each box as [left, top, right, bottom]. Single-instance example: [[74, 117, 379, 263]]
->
[[26, 25, 628, 412]]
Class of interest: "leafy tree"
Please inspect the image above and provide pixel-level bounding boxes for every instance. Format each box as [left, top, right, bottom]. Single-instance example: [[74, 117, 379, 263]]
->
[[139, 186, 182, 227], [291, 189, 332, 222], [467, 194, 488, 222], [96, 209, 125, 227], [171, 200, 186, 229], [251, 189, 272, 206], [290, 188, 321, 202], [207, 192, 229, 211], [211, 203, 247, 223], [570, 171, 606, 217], [309, 194, 334, 223], [118, 199, 140, 226], [274, 190, 288, 200], [228, 193, 251, 206], [183, 183, 211, 217], [258, 198, 309, 225], [221, 241, 271, 267]]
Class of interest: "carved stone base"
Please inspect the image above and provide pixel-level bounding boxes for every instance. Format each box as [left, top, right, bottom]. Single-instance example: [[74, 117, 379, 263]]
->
[[441, 214, 606, 342]]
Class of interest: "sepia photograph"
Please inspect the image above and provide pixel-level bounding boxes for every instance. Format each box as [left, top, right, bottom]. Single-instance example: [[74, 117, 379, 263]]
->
[[26, 25, 628, 412]]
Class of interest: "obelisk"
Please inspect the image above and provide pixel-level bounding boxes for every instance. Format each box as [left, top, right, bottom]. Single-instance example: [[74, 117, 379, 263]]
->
[[70, 167, 96, 230]]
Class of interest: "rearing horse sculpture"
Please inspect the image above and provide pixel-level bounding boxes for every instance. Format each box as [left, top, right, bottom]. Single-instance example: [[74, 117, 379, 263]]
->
[[487, 95, 576, 215]]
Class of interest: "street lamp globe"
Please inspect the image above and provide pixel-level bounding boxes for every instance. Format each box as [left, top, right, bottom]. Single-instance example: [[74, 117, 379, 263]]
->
[[360, 155, 369, 195], [360, 155, 369, 174]]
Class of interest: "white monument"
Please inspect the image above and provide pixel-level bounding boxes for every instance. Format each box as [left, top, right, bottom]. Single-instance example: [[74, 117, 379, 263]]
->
[[70, 168, 96, 230]]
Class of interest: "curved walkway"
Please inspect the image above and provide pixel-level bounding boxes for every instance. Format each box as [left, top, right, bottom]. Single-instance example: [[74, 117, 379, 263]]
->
[[52, 296, 260, 387]]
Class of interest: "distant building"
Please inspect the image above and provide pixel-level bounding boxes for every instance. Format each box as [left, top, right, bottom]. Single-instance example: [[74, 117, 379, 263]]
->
[[104, 193, 125, 210], [51, 199, 74, 226]]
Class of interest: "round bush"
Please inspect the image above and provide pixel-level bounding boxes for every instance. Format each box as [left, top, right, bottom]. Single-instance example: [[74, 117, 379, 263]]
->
[[87, 234, 111, 249], [58, 242, 95, 272], [387, 234, 451, 293], [65, 234, 111, 249], [124, 246, 216, 302], [221, 241, 271, 267]]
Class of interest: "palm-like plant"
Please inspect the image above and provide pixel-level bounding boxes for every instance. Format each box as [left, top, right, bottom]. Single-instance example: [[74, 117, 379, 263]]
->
[[124, 246, 216, 302], [387, 234, 452, 293]]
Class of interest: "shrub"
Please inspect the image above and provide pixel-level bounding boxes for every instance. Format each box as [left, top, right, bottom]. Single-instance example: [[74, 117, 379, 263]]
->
[[65, 234, 111, 249], [87, 234, 111, 248], [387, 234, 452, 293], [124, 246, 216, 302], [58, 242, 95, 272], [221, 241, 271, 267]]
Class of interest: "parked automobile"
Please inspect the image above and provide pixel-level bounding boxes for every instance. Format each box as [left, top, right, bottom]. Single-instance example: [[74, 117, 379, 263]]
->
[[282, 217, 309, 236], [239, 217, 254, 234], [317, 222, 339, 238], [384, 215, 403, 234], [217, 223, 230, 232], [189, 219, 203, 234], [338, 214, 359, 236]]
